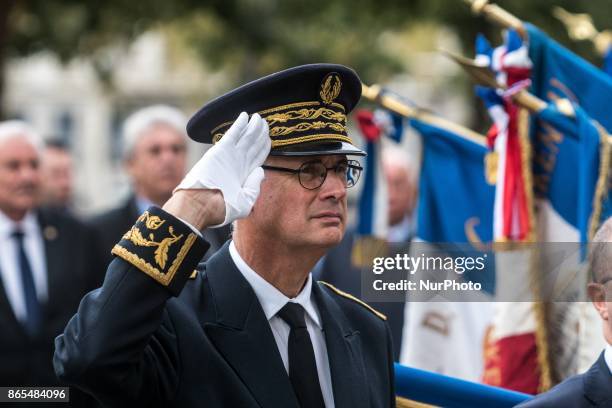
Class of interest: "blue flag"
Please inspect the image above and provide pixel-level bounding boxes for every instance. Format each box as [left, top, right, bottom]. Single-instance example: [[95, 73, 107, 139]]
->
[[412, 119, 495, 244], [604, 46, 612, 77], [356, 138, 384, 236], [527, 23, 612, 131], [535, 104, 610, 246], [400, 118, 496, 383], [526, 24, 612, 240], [410, 118, 496, 293]]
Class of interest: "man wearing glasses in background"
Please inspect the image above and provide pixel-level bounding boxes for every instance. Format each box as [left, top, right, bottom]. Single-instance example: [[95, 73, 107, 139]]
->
[[518, 218, 612, 407], [54, 64, 396, 407]]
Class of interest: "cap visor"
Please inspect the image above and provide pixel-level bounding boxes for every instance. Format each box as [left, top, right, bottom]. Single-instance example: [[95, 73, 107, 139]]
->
[[270, 141, 366, 157]]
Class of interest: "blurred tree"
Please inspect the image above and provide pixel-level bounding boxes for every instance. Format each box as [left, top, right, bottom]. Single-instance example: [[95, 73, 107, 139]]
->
[[2, 0, 611, 119], [0, 0, 17, 115]]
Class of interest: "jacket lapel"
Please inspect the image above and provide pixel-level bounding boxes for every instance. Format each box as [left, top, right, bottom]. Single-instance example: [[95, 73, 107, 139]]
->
[[0, 267, 25, 337], [126, 196, 141, 220], [37, 211, 61, 315], [583, 351, 612, 406], [202, 244, 299, 408], [313, 282, 369, 408]]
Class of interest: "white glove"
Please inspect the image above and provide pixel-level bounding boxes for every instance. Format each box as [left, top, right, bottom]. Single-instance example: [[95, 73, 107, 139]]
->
[[175, 112, 271, 227]]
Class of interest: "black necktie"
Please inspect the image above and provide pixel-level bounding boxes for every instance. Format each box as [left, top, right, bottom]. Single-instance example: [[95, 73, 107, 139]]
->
[[277, 302, 325, 408], [12, 230, 41, 336]]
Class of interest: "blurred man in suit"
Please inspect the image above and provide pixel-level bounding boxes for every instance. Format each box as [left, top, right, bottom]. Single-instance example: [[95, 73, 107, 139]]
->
[[518, 218, 612, 407], [317, 144, 417, 360], [39, 139, 74, 212], [91, 105, 230, 265], [383, 145, 417, 243], [0, 121, 102, 405]]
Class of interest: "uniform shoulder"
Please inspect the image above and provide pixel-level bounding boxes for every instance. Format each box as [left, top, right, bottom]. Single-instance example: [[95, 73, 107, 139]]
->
[[318, 281, 387, 321]]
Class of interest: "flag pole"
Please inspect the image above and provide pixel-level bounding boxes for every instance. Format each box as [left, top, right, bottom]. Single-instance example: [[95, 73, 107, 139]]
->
[[463, 0, 526, 37], [443, 50, 570, 113], [360, 83, 488, 147], [553, 7, 612, 57], [444, 50, 612, 146], [441, 50, 550, 114]]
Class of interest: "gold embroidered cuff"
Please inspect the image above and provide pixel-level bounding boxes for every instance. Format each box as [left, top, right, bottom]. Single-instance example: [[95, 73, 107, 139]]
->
[[111, 206, 209, 295]]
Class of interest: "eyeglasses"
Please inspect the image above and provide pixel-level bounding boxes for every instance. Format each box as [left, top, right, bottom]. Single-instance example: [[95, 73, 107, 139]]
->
[[262, 159, 362, 190]]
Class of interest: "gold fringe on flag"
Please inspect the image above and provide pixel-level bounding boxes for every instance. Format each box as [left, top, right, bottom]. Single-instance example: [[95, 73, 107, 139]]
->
[[518, 107, 553, 392], [396, 396, 437, 408], [589, 124, 612, 240]]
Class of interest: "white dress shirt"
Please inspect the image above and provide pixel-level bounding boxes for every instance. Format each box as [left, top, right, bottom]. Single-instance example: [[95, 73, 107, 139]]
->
[[387, 214, 415, 243], [0, 210, 48, 322], [229, 241, 335, 407], [136, 196, 154, 214], [605, 343, 612, 375]]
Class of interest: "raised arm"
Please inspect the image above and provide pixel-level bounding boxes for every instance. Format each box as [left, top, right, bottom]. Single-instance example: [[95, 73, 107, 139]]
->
[[53, 112, 270, 405]]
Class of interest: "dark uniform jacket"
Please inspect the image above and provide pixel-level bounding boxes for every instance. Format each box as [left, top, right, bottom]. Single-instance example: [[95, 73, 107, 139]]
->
[[0, 208, 103, 405], [516, 351, 612, 407], [318, 230, 410, 361], [54, 207, 395, 407]]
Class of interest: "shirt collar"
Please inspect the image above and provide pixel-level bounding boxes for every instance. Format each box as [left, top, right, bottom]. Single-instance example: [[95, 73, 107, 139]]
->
[[228, 240, 321, 328], [387, 214, 414, 242], [0, 210, 38, 238], [135, 196, 154, 214]]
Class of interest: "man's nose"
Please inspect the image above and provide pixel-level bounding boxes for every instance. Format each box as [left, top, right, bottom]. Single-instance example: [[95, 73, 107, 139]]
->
[[159, 146, 180, 162], [319, 171, 347, 201], [20, 163, 39, 181]]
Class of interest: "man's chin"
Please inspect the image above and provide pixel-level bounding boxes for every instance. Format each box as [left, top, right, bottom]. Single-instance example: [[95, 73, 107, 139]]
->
[[151, 185, 178, 201], [156, 177, 182, 190], [316, 227, 345, 247], [3, 200, 36, 216], [15, 195, 37, 208]]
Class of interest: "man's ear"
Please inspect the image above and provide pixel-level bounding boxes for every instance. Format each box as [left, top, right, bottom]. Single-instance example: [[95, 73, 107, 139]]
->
[[588, 283, 609, 321]]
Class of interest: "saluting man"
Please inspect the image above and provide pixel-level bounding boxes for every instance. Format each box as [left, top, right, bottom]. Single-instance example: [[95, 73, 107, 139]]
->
[[54, 64, 396, 407]]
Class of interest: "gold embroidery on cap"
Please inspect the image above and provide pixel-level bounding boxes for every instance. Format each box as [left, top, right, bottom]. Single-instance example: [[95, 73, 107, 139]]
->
[[319, 73, 342, 105], [269, 121, 347, 137], [259, 101, 344, 115], [266, 107, 345, 126], [210, 101, 345, 136], [209, 96, 350, 146], [270, 134, 352, 147]]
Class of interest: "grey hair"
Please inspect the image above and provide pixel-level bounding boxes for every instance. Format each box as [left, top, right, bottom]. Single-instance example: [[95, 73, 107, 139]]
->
[[381, 143, 415, 181], [0, 120, 44, 152], [121, 105, 187, 160], [589, 217, 612, 283]]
